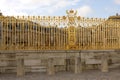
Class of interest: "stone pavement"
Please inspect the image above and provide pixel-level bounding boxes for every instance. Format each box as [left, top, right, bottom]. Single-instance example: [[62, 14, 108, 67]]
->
[[0, 69, 120, 80]]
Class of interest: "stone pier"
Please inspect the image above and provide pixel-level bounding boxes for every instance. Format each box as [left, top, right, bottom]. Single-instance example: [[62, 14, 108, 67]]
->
[[16, 54, 25, 76], [74, 53, 82, 74], [47, 58, 55, 75], [101, 53, 108, 72]]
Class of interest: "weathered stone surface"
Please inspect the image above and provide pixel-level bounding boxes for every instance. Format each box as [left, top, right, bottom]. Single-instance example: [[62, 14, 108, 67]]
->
[[101, 53, 108, 72]]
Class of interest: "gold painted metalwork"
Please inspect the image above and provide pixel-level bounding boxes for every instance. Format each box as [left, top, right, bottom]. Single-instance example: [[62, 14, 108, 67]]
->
[[0, 10, 120, 50]]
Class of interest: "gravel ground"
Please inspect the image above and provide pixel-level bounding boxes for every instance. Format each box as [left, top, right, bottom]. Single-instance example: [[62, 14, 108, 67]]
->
[[0, 69, 120, 80]]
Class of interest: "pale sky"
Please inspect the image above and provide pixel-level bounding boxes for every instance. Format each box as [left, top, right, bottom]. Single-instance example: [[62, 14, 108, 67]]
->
[[0, 0, 120, 18]]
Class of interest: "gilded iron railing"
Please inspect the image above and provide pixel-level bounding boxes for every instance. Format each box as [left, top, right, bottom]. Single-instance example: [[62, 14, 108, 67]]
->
[[0, 10, 120, 50]]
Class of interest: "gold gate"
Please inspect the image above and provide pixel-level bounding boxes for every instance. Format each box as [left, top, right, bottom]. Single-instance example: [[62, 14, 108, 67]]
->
[[0, 10, 120, 50]]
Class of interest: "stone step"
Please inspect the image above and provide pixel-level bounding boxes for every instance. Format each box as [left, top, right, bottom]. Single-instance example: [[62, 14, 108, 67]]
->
[[85, 59, 101, 64], [109, 63, 120, 68]]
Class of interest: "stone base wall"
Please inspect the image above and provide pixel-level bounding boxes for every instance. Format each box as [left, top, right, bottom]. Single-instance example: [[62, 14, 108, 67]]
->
[[0, 50, 120, 76]]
